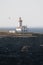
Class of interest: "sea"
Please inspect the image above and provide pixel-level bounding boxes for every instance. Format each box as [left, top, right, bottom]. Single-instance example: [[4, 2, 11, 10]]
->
[[0, 27, 43, 33]]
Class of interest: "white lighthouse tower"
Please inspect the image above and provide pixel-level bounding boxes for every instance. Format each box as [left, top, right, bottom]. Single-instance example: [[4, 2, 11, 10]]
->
[[16, 17, 28, 33], [9, 17, 28, 33], [19, 17, 22, 27]]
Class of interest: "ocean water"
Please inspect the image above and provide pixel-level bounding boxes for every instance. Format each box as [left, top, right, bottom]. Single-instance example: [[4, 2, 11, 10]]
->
[[0, 28, 43, 33], [29, 28, 43, 33]]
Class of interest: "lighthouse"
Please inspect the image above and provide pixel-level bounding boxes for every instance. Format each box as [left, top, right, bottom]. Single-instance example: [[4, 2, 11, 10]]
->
[[9, 17, 28, 33], [19, 17, 22, 27], [16, 17, 28, 33]]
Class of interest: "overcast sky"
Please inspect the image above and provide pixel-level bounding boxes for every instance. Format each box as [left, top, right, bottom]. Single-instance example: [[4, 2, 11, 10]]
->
[[0, 0, 43, 28]]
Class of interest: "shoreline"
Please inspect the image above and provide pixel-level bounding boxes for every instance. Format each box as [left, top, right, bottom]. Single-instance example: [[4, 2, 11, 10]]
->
[[0, 32, 42, 37]]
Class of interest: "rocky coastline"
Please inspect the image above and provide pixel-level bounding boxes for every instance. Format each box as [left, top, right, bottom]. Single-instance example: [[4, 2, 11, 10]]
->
[[0, 35, 43, 65]]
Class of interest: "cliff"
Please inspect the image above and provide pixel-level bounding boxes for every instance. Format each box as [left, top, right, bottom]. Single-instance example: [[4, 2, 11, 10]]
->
[[0, 36, 43, 65]]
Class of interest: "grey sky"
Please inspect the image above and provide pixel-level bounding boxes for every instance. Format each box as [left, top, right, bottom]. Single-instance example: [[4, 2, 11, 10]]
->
[[0, 0, 43, 28]]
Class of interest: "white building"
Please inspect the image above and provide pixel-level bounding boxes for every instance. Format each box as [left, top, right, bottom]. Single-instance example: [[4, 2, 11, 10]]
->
[[9, 30, 16, 33], [9, 17, 28, 33], [16, 26, 27, 33], [16, 17, 28, 33]]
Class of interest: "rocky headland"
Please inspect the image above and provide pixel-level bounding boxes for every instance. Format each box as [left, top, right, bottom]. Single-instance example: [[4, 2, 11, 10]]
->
[[0, 32, 43, 65]]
